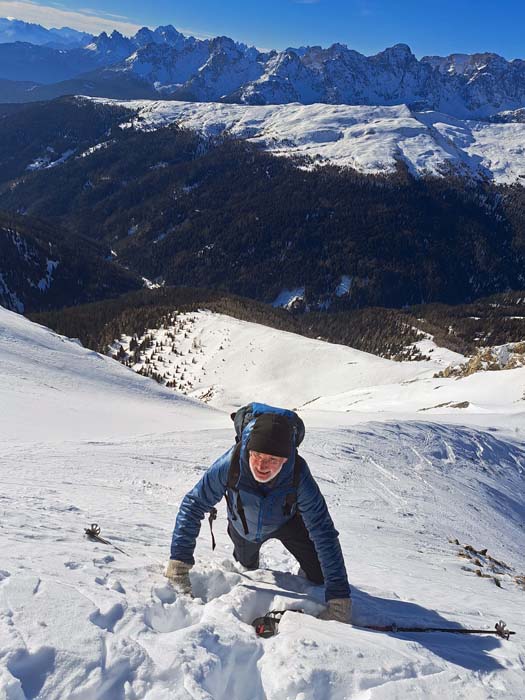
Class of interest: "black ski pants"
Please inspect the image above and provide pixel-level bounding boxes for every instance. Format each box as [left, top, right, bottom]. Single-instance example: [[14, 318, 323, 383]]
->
[[227, 512, 324, 584]]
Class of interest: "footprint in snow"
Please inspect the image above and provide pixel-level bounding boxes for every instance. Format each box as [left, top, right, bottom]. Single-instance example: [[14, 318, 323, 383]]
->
[[89, 602, 125, 633], [63, 561, 82, 570], [7, 646, 56, 700], [109, 579, 126, 594], [93, 555, 115, 567], [144, 597, 201, 634], [190, 565, 243, 603], [153, 583, 176, 604]]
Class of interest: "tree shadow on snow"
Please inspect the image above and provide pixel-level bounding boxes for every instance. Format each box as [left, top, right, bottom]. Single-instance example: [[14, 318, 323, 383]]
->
[[352, 587, 505, 672]]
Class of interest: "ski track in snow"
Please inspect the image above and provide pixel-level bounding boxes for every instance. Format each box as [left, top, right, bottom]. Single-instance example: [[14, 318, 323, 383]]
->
[[1, 306, 525, 698]]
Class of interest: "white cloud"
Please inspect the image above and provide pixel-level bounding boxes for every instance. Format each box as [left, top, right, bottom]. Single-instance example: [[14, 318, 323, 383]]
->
[[0, 1, 218, 40], [0, 0, 144, 35]]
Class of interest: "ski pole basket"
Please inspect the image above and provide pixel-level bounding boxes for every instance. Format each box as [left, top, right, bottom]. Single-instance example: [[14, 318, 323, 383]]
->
[[252, 609, 303, 638]]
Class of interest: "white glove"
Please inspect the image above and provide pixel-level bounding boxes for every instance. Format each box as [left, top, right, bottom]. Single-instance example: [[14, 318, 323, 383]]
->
[[165, 559, 192, 595], [319, 597, 352, 624]]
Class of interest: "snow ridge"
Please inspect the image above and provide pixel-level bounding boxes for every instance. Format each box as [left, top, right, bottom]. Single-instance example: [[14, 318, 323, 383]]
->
[[97, 97, 525, 183], [107, 310, 525, 422]]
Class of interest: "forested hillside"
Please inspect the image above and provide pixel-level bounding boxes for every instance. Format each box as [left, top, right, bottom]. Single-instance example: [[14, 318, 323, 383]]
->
[[0, 210, 141, 312], [1, 99, 524, 310], [31, 287, 525, 360]]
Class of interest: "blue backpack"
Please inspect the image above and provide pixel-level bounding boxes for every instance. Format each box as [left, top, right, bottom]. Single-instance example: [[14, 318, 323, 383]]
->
[[230, 402, 305, 446]]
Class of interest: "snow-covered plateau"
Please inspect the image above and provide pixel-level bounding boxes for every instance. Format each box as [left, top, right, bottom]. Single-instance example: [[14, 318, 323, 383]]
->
[[95, 98, 525, 184], [1, 305, 525, 699]]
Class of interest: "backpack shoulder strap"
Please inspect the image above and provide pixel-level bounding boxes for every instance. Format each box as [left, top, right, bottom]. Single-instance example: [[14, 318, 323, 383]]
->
[[227, 442, 242, 489], [283, 452, 305, 516], [293, 453, 305, 488], [224, 442, 250, 535]]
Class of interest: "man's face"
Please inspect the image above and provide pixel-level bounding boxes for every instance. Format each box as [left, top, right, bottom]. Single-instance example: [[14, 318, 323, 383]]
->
[[248, 450, 287, 483]]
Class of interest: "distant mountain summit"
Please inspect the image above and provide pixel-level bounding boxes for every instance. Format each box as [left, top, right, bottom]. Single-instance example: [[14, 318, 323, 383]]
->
[[0, 17, 92, 48], [84, 30, 135, 62], [0, 18, 525, 118]]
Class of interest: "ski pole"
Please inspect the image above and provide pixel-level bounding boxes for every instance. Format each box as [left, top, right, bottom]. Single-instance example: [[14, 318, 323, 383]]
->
[[252, 611, 516, 640], [358, 620, 515, 640]]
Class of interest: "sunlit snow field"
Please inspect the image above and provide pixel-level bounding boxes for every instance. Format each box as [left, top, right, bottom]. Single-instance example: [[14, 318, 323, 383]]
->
[[1, 306, 524, 699], [93, 98, 525, 184]]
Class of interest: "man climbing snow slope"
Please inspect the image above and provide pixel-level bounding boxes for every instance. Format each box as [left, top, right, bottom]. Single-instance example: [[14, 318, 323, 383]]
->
[[166, 403, 352, 623]]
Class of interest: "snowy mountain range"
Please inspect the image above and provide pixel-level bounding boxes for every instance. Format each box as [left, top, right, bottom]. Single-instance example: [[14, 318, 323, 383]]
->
[[1, 305, 524, 698], [0, 17, 92, 48], [1, 18, 525, 119]]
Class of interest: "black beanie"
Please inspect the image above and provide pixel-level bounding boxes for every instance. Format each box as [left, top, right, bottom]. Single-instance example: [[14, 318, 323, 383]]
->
[[247, 414, 292, 458]]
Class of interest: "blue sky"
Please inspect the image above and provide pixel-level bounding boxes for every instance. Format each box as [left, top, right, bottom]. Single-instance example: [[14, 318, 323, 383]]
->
[[2, 0, 525, 58]]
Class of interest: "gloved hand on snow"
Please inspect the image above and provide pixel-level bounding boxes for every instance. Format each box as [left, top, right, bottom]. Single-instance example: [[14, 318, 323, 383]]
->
[[318, 597, 352, 624], [165, 559, 192, 595]]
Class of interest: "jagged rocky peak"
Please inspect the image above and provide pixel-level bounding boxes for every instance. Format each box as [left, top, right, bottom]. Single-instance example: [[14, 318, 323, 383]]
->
[[463, 52, 512, 75], [303, 43, 345, 62], [270, 48, 305, 69], [85, 30, 107, 46], [372, 43, 417, 67], [86, 29, 134, 57], [133, 25, 191, 49], [154, 25, 188, 44], [302, 43, 365, 71], [422, 51, 509, 77], [326, 42, 355, 57], [134, 27, 157, 46], [208, 35, 250, 58]]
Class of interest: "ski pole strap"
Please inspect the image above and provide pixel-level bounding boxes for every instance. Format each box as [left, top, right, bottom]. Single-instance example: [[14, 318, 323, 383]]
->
[[208, 508, 217, 551]]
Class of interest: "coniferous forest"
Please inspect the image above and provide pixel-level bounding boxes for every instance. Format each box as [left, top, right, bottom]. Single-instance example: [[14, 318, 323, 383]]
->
[[1, 96, 524, 358], [1, 98, 525, 313], [31, 287, 525, 361]]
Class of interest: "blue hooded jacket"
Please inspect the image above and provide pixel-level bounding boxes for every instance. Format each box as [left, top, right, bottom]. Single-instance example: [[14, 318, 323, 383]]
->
[[170, 420, 350, 601]]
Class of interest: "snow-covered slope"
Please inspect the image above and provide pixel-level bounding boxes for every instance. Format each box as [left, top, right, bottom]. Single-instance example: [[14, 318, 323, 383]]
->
[[1, 308, 525, 699], [110, 310, 525, 427], [104, 98, 525, 183], [0, 306, 219, 442]]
